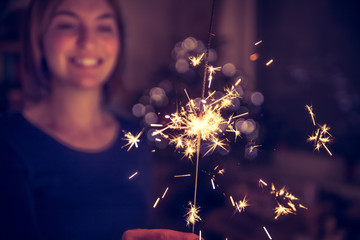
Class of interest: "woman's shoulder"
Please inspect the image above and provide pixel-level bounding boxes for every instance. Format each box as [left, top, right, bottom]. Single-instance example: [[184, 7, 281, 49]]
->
[[0, 112, 26, 136]]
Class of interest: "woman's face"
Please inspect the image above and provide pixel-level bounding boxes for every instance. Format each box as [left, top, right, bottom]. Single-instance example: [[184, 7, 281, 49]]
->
[[42, 0, 120, 90]]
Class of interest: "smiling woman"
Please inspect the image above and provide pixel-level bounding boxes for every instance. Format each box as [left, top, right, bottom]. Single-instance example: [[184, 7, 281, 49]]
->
[[0, 0, 201, 239], [22, 0, 125, 103]]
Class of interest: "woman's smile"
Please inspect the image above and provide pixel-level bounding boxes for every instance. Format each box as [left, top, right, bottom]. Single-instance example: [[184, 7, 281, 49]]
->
[[70, 57, 103, 68]]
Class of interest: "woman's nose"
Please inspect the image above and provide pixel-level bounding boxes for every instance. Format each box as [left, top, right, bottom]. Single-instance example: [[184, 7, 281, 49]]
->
[[77, 27, 95, 49]]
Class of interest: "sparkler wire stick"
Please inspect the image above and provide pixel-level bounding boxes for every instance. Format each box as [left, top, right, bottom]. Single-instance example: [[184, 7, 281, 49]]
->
[[192, 0, 217, 233]]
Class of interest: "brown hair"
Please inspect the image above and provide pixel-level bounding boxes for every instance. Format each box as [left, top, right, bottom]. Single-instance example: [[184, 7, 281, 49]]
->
[[22, 0, 125, 103]]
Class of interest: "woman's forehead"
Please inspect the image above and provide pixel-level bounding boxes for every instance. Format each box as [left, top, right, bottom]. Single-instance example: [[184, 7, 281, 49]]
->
[[54, 0, 115, 18]]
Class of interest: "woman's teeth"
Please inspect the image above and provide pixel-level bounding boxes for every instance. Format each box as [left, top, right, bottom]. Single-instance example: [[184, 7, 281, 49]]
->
[[73, 58, 100, 67]]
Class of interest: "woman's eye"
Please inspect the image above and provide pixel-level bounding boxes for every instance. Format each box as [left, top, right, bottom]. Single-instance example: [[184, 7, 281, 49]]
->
[[56, 23, 76, 30], [98, 25, 114, 33]]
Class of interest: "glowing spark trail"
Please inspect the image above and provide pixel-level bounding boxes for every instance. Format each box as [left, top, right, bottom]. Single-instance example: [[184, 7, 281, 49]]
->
[[153, 197, 160, 208], [207, 65, 222, 88], [266, 59, 274, 66], [174, 174, 191, 178], [230, 196, 235, 207], [259, 179, 268, 187], [162, 187, 169, 199], [305, 105, 316, 126], [211, 178, 216, 189], [255, 40, 263, 46], [128, 172, 138, 179], [122, 130, 143, 151], [263, 226, 272, 240]]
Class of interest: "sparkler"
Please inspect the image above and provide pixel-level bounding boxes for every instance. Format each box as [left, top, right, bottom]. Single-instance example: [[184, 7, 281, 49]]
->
[[152, 0, 247, 231]]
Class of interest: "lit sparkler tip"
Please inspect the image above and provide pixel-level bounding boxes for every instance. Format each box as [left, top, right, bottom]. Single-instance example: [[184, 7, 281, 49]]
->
[[266, 59, 274, 66]]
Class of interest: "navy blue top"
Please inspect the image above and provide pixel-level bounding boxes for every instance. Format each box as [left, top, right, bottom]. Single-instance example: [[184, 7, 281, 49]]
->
[[0, 113, 150, 240]]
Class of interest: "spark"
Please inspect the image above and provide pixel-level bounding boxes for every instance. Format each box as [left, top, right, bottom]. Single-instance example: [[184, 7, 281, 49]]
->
[[189, 53, 205, 66], [235, 195, 249, 213], [235, 78, 242, 86], [122, 130, 143, 151], [266, 59, 274, 66], [203, 139, 228, 157], [185, 202, 201, 226], [306, 105, 333, 156], [199, 230, 202, 240], [229, 196, 235, 207], [274, 203, 294, 219], [174, 174, 191, 178], [162, 187, 169, 199], [151, 123, 164, 127], [249, 144, 262, 153], [308, 124, 333, 156], [207, 65, 222, 88], [128, 172, 138, 179], [263, 226, 272, 240], [305, 105, 316, 126], [299, 204, 308, 210], [211, 178, 216, 189], [218, 169, 225, 175], [255, 40, 263, 46], [259, 179, 268, 187], [153, 197, 160, 208], [267, 183, 307, 219]]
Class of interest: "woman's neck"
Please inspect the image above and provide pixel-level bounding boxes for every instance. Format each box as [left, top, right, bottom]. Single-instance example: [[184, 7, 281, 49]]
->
[[51, 87, 105, 128], [32, 87, 110, 132]]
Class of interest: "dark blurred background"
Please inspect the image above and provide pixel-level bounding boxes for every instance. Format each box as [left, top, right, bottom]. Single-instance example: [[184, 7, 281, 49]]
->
[[1, 0, 360, 239]]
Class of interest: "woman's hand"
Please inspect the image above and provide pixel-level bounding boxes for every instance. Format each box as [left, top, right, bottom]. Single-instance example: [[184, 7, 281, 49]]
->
[[121, 229, 204, 240]]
